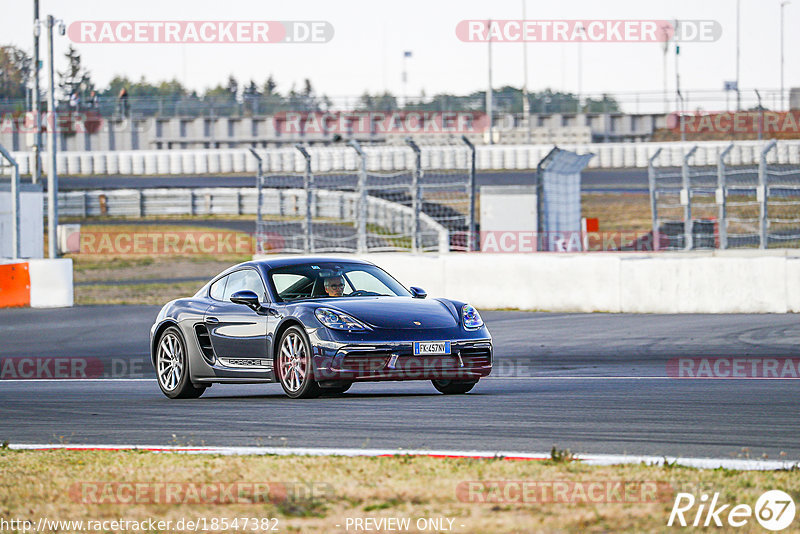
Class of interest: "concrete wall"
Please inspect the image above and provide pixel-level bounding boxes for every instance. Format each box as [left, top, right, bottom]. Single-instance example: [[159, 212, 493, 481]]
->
[[254, 251, 800, 313], [6, 139, 798, 177]]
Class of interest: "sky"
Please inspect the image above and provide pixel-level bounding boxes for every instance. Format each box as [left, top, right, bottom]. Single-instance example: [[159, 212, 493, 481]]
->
[[2, 0, 797, 111]]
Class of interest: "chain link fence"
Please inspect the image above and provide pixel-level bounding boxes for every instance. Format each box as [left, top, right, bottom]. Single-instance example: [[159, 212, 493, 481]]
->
[[251, 138, 475, 254], [649, 141, 800, 250]]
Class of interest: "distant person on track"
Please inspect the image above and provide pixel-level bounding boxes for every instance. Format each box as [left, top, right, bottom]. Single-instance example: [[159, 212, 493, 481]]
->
[[323, 275, 345, 297], [118, 87, 129, 116]]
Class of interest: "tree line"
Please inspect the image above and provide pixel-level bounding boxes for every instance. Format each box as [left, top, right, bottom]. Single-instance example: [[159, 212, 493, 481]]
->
[[0, 44, 619, 114]]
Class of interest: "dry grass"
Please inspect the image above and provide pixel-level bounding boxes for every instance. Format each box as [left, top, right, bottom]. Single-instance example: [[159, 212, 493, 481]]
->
[[66, 223, 253, 305], [0, 449, 797, 533], [75, 281, 205, 306], [580, 193, 652, 232]]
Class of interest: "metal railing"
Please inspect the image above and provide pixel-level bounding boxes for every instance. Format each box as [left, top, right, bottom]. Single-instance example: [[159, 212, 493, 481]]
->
[[253, 137, 476, 254], [649, 140, 800, 249]]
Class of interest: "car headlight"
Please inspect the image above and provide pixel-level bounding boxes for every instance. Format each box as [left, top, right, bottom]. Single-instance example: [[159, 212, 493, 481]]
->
[[315, 308, 369, 331], [461, 304, 484, 330]]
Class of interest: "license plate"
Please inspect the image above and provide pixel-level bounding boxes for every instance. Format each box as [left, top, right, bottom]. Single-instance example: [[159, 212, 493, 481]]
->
[[413, 341, 451, 355]]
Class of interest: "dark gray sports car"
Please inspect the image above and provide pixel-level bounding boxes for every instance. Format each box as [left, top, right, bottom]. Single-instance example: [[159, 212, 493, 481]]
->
[[150, 257, 492, 399]]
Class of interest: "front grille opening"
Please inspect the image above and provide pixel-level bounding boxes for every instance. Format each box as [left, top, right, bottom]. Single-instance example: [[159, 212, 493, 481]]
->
[[460, 347, 492, 367], [341, 352, 392, 372]]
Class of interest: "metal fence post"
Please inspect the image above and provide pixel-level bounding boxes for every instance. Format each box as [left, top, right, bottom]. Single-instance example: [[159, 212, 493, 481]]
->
[[462, 135, 477, 252], [405, 137, 421, 253], [295, 144, 313, 254], [348, 139, 368, 253], [647, 148, 662, 251], [0, 145, 21, 258], [248, 148, 263, 254], [535, 147, 559, 252], [716, 143, 734, 250], [758, 140, 778, 249], [681, 145, 698, 250]]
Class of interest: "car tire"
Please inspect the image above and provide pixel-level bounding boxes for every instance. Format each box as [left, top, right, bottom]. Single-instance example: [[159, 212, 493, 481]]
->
[[156, 326, 206, 399], [277, 325, 322, 399], [431, 379, 478, 394]]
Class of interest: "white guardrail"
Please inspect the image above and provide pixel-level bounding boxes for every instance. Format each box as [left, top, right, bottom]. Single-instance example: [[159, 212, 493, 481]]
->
[[48, 188, 450, 253], [6, 140, 800, 175]]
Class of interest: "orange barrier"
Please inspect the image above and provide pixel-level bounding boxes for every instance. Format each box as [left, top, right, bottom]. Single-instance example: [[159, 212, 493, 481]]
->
[[0, 262, 31, 308]]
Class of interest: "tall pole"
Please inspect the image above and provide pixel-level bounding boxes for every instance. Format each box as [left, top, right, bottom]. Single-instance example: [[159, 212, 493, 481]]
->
[[781, 1, 790, 110], [736, 0, 741, 111], [577, 23, 583, 113], [521, 1, 530, 142], [676, 38, 685, 142], [487, 19, 494, 145], [661, 23, 669, 114], [402, 53, 408, 108], [32, 0, 41, 184], [46, 15, 59, 259]]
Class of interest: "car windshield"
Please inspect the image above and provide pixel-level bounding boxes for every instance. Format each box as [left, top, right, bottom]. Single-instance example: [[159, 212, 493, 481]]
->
[[269, 262, 410, 301]]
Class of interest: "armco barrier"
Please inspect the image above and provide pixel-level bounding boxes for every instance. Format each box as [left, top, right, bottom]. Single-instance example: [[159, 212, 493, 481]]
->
[[0, 258, 73, 308], [252, 251, 800, 313], [6, 140, 800, 176]]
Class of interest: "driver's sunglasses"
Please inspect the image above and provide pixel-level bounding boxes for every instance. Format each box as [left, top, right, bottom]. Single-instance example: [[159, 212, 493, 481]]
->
[[329, 283, 344, 288]]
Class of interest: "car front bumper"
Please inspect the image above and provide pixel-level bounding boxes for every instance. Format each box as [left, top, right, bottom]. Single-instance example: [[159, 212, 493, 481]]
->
[[312, 337, 493, 383]]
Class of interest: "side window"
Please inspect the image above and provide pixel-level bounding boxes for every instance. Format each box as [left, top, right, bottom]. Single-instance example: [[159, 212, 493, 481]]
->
[[223, 269, 267, 302], [209, 276, 227, 301], [346, 270, 393, 295]]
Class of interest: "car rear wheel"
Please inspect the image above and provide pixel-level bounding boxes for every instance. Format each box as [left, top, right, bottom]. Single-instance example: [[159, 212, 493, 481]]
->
[[277, 326, 322, 399], [156, 326, 206, 399], [431, 379, 478, 394]]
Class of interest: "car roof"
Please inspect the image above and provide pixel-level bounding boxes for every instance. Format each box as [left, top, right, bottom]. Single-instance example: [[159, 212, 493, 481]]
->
[[239, 256, 376, 270]]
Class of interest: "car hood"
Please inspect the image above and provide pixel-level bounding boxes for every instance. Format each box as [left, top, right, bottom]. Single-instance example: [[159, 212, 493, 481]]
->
[[320, 297, 459, 329]]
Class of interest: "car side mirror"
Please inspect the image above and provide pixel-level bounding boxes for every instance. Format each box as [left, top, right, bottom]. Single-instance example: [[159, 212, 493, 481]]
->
[[410, 286, 427, 299], [230, 290, 260, 309]]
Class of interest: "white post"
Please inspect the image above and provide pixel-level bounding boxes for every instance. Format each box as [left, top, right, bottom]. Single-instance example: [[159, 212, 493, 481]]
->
[[486, 19, 494, 145]]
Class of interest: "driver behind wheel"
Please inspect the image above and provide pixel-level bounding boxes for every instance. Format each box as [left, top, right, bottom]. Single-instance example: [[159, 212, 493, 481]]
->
[[323, 275, 345, 297]]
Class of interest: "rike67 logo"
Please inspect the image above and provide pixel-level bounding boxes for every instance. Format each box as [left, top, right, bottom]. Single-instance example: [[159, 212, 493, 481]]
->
[[668, 490, 796, 531]]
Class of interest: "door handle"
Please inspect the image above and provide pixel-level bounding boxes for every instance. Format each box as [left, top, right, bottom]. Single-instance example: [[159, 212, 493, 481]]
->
[[205, 316, 219, 324]]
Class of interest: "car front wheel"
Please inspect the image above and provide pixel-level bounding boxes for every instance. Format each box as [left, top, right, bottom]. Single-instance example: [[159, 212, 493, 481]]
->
[[156, 326, 206, 399], [431, 379, 478, 394], [277, 326, 322, 399]]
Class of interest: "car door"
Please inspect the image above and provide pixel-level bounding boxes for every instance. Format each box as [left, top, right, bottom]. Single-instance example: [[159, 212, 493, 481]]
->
[[204, 268, 270, 362]]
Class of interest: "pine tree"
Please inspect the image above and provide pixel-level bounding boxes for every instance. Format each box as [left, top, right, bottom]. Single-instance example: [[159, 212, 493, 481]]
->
[[58, 45, 93, 100]]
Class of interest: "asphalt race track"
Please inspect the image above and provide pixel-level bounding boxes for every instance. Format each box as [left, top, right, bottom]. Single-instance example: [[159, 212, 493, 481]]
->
[[1, 307, 798, 459]]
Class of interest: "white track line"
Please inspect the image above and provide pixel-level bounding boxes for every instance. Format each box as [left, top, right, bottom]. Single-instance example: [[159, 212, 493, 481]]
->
[[8, 444, 798, 471]]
